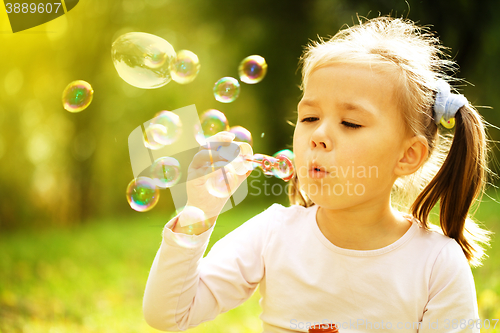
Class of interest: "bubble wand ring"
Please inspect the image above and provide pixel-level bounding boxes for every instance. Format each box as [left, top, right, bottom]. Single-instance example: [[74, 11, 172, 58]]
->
[[244, 154, 295, 182]]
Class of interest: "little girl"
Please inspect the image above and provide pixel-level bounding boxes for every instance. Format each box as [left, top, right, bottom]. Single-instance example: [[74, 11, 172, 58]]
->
[[143, 17, 492, 332]]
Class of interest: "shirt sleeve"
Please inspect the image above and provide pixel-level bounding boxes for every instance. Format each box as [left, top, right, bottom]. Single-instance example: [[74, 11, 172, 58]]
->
[[142, 204, 278, 331], [418, 239, 480, 333]]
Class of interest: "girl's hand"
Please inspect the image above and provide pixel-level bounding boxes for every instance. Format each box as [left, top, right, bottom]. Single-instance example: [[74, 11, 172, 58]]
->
[[176, 132, 252, 231]]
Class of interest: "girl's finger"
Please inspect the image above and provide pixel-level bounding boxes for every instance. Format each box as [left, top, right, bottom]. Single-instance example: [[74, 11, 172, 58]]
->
[[206, 131, 235, 144], [189, 149, 229, 170]]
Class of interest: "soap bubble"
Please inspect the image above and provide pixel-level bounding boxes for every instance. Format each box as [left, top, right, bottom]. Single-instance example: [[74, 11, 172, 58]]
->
[[176, 206, 208, 231], [230, 126, 253, 146], [150, 156, 181, 188], [273, 149, 294, 163], [206, 164, 239, 198], [213, 77, 240, 103], [150, 110, 182, 145], [271, 155, 294, 181], [111, 32, 176, 89], [170, 50, 200, 84], [143, 124, 165, 150], [126, 177, 160, 212], [62, 80, 94, 112], [171, 206, 209, 246], [178, 206, 207, 225], [144, 45, 168, 69], [195, 109, 229, 144], [238, 55, 267, 84]]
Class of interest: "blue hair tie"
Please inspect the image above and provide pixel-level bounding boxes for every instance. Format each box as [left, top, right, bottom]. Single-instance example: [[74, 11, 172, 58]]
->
[[433, 79, 468, 128]]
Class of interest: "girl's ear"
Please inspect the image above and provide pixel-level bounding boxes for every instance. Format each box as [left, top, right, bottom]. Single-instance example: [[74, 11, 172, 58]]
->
[[394, 135, 428, 176]]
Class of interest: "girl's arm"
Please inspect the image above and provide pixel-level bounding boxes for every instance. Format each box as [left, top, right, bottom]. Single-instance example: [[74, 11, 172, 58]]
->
[[418, 240, 480, 333], [142, 204, 277, 332]]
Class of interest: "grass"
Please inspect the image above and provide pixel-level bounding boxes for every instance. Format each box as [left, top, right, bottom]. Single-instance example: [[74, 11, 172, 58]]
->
[[0, 191, 499, 333]]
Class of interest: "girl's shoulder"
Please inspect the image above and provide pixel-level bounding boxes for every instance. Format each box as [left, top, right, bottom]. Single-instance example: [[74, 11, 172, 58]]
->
[[400, 212, 464, 257]]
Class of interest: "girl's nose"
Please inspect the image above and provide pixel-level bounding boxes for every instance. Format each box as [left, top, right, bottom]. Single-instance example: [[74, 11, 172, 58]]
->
[[310, 125, 332, 150]]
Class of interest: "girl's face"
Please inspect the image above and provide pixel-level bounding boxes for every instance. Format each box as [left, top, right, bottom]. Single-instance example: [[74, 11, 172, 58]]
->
[[293, 64, 408, 209]]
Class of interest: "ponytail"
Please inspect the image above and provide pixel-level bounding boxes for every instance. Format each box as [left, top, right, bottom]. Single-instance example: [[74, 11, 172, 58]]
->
[[410, 105, 492, 267]]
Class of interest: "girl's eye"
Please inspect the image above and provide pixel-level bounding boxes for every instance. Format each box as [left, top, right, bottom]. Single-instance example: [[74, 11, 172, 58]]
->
[[342, 121, 362, 129], [300, 117, 318, 123]]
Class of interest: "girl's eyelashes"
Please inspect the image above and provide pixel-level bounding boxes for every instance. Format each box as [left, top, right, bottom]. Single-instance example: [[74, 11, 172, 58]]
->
[[299, 117, 362, 129], [300, 117, 319, 123], [342, 121, 362, 129]]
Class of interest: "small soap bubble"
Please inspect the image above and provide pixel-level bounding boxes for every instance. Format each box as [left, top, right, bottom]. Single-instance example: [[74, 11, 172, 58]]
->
[[111, 32, 176, 89], [126, 177, 160, 212], [150, 111, 182, 145], [170, 50, 201, 84], [230, 126, 253, 146], [171, 206, 209, 246], [261, 132, 265, 138], [177, 206, 208, 229], [150, 156, 181, 188], [143, 124, 165, 150], [195, 109, 229, 144], [179, 206, 207, 224], [144, 45, 168, 69], [206, 165, 239, 198], [271, 154, 294, 181], [213, 77, 240, 103], [238, 55, 267, 84], [273, 149, 294, 163], [62, 80, 94, 112]]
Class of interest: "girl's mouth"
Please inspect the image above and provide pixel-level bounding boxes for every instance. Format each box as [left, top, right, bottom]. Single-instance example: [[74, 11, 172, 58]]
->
[[309, 165, 329, 178]]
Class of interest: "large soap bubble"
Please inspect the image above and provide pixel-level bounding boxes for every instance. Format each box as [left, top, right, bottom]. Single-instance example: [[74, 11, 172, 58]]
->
[[111, 32, 176, 89]]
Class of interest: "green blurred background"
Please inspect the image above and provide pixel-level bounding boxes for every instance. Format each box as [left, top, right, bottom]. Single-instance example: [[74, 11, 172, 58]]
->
[[1, 0, 500, 332]]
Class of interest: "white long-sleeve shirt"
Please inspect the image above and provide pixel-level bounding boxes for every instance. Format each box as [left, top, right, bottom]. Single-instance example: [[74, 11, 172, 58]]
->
[[143, 203, 479, 332]]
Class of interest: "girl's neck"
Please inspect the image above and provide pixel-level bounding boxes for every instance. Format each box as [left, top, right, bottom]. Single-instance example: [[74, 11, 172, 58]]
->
[[316, 204, 411, 251]]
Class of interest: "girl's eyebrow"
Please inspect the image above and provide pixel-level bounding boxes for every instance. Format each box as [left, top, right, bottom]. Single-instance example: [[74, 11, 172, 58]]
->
[[298, 99, 318, 108], [339, 102, 376, 118], [299, 99, 376, 118]]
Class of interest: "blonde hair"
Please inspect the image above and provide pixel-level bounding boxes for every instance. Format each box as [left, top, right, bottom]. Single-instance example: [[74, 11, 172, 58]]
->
[[289, 16, 493, 267]]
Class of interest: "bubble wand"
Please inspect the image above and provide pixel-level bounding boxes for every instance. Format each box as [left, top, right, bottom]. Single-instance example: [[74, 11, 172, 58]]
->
[[243, 154, 294, 182]]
